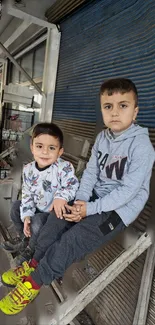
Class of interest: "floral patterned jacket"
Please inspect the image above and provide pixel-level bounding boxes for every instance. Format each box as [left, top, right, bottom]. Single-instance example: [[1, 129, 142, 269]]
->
[[20, 158, 79, 221]]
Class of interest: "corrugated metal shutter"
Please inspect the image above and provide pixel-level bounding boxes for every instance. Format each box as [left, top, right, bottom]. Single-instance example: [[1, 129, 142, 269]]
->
[[45, 0, 90, 23], [52, 0, 155, 141]]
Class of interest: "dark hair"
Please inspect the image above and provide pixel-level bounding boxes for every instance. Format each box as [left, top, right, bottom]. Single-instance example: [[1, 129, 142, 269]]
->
[[100, 78, 138, 107], [32, 122, 63, 148]]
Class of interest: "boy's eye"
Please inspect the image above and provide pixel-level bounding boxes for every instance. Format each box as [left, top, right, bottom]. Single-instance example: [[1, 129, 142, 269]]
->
[[120, 104, 127, 109], [36, 145, 42, 149], [103, 105, 112, 110], [49, 146, 55, 151]]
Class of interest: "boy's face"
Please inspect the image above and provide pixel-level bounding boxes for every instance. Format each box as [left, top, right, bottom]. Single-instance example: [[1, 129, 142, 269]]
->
[[100, 91, 138, 132], [31, 134, 63, 168]]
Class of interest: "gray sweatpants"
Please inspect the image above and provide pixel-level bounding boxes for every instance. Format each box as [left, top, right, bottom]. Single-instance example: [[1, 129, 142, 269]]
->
[[10, 200, 49, 250], [31, 210, 126, 285]]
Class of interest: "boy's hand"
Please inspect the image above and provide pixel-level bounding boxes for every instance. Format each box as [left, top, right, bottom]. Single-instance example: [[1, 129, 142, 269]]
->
[[64, 201, 87, 222], [24, 217, 31, 237], [75, 200, 87, 219], [49, 198, 67, 219]]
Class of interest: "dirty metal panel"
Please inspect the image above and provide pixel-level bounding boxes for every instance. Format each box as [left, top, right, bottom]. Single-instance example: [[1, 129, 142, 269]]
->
[[53, 119, 95, 140], [147, 274, 155, 325], [133, 201, 152, 233], [73, 241, 146, 325]]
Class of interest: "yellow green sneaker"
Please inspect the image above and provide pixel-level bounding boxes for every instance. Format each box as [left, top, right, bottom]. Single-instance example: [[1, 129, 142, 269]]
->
[[1, 261, 34, 287], [0, 280, 40, 315]]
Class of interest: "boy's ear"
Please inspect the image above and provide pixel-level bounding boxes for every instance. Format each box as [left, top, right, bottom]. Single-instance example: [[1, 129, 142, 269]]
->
[[59, 147, 64, 157], [30, 141, 33, 154], [133, 106, 139, 120]]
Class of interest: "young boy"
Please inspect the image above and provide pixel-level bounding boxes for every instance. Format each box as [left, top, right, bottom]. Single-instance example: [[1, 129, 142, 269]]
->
[[1, 122, 79, 265], [0, 78, 154, 315]]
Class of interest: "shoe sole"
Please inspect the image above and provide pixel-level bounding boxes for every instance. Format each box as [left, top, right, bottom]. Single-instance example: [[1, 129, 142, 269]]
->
[[1, 277, 17, 288], [0, 292, 40, 315], [0, 244, 20, 253]]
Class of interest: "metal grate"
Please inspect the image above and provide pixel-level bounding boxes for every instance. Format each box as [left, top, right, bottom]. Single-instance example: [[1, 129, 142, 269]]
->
[[53, 119, 95, 140], [147, 272, 155, 325], [73, 241, 146, 325], [132, 201, 152, 233]]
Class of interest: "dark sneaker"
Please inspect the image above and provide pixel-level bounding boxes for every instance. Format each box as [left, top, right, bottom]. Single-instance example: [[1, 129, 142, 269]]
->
[[57, 277, 63, 285], [0, 236, 29, 253], [14, 246, 34, 266]]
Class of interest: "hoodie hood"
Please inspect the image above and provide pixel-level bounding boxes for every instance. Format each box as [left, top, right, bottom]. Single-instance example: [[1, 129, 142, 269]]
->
[[105, 123, 149, 142]]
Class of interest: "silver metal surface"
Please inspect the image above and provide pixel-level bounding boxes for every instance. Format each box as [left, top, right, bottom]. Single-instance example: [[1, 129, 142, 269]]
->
[[0, 42, 45, 96], [40, 27, 61, 122]]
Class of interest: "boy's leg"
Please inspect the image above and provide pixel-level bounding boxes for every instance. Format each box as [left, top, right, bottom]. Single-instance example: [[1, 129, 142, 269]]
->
[[32, 210, 74, 262], [1, 212, 73, 283], [15, 210, 73, 265], [1, 211, 72, 284], [32, 211, 126, 285], [1, 201, 28, 252], [14, 212, 50, 265], [10, 200, 24, 237], [29, 212, 50, 250], [0, 211, 126, 315]]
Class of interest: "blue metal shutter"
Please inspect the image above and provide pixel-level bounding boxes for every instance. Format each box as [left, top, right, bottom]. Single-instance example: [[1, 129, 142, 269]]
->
[[53, 0, 155, 142]]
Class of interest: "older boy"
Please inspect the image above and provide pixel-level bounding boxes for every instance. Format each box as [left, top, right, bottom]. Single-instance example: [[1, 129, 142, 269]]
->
[[0, 78, 154, 315]]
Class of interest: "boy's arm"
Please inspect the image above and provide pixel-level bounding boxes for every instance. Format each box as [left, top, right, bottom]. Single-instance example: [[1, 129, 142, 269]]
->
[[86, 144, 155, 216], [75, 133, 102, 201], [54, 162, 79, 202], [20, 167, 36, 222]]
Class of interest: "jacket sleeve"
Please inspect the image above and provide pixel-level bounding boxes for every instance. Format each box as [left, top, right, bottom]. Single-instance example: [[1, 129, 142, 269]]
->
[[75, 133, 102, 201], [20, 166, 36, 221], [86, 144, 155, 216], [54, 162, 79, 202]]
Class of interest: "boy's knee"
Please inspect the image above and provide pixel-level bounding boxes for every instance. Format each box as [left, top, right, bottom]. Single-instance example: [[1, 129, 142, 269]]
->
[[31, 215, 44, 235], [31, 222, 41, 236], [10, 200, 21, 222]]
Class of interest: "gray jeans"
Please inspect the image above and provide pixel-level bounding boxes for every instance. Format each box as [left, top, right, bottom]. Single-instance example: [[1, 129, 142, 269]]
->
[[31, 210, 126, 285], [10, 200, 49, 250]]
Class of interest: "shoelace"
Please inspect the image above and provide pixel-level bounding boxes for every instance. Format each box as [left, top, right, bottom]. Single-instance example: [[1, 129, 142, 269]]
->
[[14, 262, 28, 276], [9, 282, 32, 305]]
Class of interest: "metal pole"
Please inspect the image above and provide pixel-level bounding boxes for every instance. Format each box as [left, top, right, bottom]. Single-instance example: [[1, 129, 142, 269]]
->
[[40, 27, 61, 121], [14, 33, 47, 60], [0, 42, 45, 97]]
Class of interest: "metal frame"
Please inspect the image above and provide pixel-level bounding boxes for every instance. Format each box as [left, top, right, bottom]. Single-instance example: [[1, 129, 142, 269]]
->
[[133, 243, 155, 325], [6, 0, 56, 29], [0, 42, 45, 96], [132, 172, 155, 325], [14, 33, 47, 60], [0, 20, 32, 56], [0, 0, 61, 122], [40, 27, 61, 122], [0, 61, 7, 121]]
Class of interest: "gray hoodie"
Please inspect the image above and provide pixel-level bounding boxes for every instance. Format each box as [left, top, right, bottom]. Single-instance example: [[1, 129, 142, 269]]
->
[[76, 124, 155, 226]]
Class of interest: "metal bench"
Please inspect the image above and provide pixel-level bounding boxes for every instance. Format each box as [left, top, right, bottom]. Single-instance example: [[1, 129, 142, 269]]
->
[[0, 130, 154, 325]]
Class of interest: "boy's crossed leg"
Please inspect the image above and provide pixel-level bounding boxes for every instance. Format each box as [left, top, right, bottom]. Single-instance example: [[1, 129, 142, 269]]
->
[[0, 210, 126, 315]]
